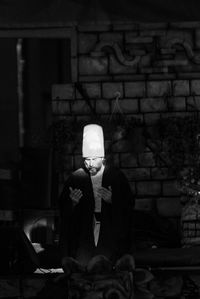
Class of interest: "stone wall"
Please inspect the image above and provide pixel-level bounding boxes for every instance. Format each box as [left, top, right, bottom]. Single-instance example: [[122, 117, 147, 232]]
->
[[52, 21, 200, 208]]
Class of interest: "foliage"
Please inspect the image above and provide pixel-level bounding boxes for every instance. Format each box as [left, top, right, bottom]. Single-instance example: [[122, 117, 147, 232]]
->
[[156, 115, 200, 194]]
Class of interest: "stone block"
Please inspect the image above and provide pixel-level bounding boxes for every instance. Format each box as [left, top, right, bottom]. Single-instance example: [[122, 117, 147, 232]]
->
[[78, 23, 111, 32], [113, 22, 138, 31], [123, 168, 150, 181], [52, 84, 75, 100], [139, 23, 168, 30], [96, 99, 110, 114], [187, 96, 200, 111], [111, 139, 132, 152], [71, 100, 93, 114], [125, 82, 146, 98], [155, 60, 188, 67], [76, 83, 101, 99], [126, 114, 144, 123], [144, 113, 161, 125], [178, 73, 200, 79], [191, 79, 200, 95], [151, 167, 173, 180], [167, 97, 186, 111], [109, 55, 138, 74], [79, 56, 108, 75], [102, 82, 123, 99], [147, 81, 171, 97], [160, 48, 176, 54], [120, 153, 138, 167], [113, 74, 146, 81], [79, 75, 112, 82], [140, 98, 167, 112], [136, 181, 161, 196], [52, 101, 71, 115], [135, 198, 155, 212], [99, 32, 123, 42], [195, 29, 200, 49], [173, 80, 190, 96], [112, 99, 138, 114], [138, 152, 155, 167], [148, 74, 176, 80], [128, 49, 146, 56], [161, 111, 193, 119], [159, 30, 193, 48], [78, 33, 98, 54], [140, 67, 156, 74], [156, 197, 182, 217], [170, 22, 200, 28], [125, 34, 153, 43], [76, 115, 93, 123], [139, 55, 152, 67], [162, 180, 180, 196], [140, 30, 166, 36]]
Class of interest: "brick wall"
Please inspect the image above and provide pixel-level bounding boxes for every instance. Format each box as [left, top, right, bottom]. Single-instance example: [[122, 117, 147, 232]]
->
[[52, 21, 200, 206]]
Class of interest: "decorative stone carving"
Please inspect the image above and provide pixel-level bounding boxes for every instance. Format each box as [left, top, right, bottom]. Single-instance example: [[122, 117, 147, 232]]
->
[[91, 41, 141, 66], [166, 38, 200, 64]]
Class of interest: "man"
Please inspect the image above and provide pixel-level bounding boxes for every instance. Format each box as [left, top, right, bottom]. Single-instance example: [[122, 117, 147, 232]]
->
[[59, 124, 134, 269]]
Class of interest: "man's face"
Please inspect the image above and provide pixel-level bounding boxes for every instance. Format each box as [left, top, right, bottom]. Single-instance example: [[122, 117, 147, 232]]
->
[[84, 157, 104, 176]]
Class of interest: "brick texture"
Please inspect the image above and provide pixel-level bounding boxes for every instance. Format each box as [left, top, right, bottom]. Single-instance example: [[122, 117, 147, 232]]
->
[[76, 83, 101, 99], [112, 99, 138, 114], [78, 33, 98, 54], [140, 98, 167, 112], [123, 168, 150, 181], [79, 56, 108, 75], [187, 96, 200, 110], [191, 80, 200, 95], [102, 82, 124, 99], [120, 153, 138, 167], [147, 81, 171, 97], [52, 21, 200, 202], [173, 80, 190, 96], [125, 82, 146, 98], [52, 84, 75, 100], [162, 181, 181, 196], [137, 181, 161, 196], [168, 97, 186, 111]]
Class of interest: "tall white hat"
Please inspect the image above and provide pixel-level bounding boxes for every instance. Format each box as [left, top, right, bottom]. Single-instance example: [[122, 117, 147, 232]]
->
[[82, 124, 105, 158]]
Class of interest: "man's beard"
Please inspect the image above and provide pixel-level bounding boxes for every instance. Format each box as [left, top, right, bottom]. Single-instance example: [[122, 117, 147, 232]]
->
[[88, 167, 101, 176]]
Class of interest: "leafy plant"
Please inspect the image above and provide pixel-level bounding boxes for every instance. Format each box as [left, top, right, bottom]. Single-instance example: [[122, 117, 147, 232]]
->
[[156, 115, 200, 194]]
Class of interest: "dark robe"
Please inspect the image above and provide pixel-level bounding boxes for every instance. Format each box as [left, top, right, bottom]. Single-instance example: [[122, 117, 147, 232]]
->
[[59, 164, 134, 265]]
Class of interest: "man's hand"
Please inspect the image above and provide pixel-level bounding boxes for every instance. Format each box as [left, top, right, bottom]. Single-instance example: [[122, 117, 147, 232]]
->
[[69, 187, 83, 206], [98, 186, 112, 204]]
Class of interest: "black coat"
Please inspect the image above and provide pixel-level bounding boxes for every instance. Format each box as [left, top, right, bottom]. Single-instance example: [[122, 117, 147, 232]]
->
[[59, 165, 134, 265]]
